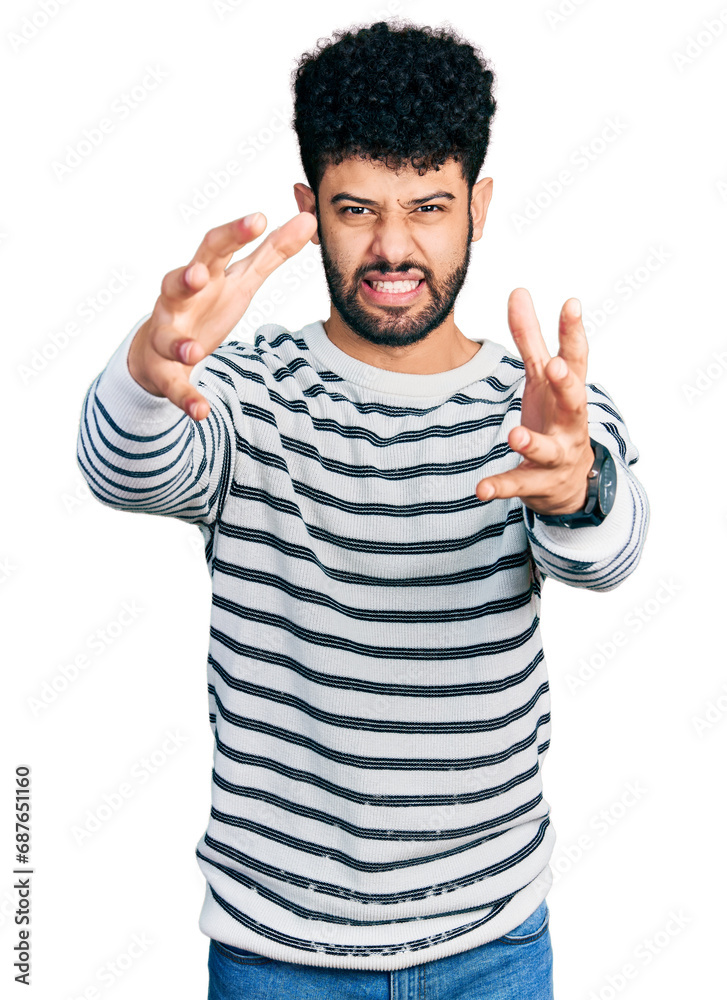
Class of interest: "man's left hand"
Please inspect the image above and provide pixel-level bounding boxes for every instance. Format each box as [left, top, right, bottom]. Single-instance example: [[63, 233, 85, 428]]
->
[[475, 288, 595, 517]]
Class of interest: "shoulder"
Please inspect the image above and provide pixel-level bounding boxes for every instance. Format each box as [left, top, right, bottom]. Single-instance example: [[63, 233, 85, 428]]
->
[[583, 381, 640, 465], [196, 322, 311, 381]]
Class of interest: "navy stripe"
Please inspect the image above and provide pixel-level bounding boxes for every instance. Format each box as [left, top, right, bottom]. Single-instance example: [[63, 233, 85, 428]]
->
[[207, 676, 549, 734], [207, 646, 546, 699]]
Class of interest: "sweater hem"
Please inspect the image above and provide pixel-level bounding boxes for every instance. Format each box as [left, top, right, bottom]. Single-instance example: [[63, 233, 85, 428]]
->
[[197, 864, 553, 971]]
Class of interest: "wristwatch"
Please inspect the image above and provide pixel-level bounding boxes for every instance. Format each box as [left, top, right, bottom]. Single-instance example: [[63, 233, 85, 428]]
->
[[531, 437, 617, 528]]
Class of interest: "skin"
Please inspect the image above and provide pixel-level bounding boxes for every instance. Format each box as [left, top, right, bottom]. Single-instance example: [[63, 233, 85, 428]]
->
[[293, 156, 489, 373], [127, 154, 594, 517]]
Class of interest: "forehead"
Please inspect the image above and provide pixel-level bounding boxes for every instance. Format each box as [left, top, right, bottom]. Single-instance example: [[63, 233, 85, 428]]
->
[[319, 155, 467, 202]]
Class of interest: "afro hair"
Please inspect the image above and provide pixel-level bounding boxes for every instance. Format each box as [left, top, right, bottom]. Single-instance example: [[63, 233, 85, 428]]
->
[[292, 19, 497, 197]]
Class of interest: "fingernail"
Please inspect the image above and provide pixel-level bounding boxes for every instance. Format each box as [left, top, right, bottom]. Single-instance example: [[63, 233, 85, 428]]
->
[[551, 357, 567, 378], [180, 341, 192, 363], [569, 298, 581, 318], [189, 402, 198, 420], [479, 484, 494, 500], [242, 212, 262, 229]]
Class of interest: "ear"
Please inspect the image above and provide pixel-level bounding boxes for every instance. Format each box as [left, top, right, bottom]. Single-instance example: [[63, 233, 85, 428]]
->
[[293, 182, 319, 245], [470, 177, 493, 242]]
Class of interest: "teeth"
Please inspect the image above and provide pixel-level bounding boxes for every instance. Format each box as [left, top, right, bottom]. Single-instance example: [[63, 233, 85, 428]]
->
[[370, 279, 420, 293]]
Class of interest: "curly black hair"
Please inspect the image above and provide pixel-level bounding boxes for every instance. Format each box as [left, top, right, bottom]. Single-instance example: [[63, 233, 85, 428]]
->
[[291, 19, 497, 197]]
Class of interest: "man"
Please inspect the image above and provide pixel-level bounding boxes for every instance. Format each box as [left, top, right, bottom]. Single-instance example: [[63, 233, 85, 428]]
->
[[76, 19, 649, 999]]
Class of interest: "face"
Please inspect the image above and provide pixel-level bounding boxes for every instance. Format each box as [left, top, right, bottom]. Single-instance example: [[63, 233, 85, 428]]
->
[[297, 156, 490, 348]]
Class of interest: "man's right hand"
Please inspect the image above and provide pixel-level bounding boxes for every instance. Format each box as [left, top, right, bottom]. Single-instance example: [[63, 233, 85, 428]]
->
[[127, 210, 318, 420]]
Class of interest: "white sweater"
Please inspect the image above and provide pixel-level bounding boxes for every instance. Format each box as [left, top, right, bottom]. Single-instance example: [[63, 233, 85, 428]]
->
[[76, 314, 649, 970]]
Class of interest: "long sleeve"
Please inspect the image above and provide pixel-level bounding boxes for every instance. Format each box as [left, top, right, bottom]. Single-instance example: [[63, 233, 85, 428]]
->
[[76, 314, 239, 527], [523, 382, 649, 592]]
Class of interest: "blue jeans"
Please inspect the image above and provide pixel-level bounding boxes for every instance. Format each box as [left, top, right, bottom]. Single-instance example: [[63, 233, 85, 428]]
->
[[208, 899, 553, 999]]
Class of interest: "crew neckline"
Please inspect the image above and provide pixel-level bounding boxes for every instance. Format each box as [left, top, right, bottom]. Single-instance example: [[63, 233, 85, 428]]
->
[[300, 320, 504, 398]]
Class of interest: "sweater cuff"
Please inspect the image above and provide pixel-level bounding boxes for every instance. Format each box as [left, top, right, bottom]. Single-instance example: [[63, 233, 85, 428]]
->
[[94, 314, 189, 426], [524, 457, 634, 563]]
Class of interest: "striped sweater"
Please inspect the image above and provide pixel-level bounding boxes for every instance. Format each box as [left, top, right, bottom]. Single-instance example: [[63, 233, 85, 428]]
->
[[76, 313, 649, 970]]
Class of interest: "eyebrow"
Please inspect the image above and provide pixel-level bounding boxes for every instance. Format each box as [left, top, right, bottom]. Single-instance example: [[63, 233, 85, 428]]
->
[[330, 191, 456, 207]]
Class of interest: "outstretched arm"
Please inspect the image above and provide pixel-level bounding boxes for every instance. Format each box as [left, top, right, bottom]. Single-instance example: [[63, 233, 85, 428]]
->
[[475, 288, 649, 591], [76, 210, 317, 526]]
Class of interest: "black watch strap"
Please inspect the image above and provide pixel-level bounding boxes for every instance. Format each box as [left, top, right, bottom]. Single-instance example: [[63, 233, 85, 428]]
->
[[531, 438, 617, 528]]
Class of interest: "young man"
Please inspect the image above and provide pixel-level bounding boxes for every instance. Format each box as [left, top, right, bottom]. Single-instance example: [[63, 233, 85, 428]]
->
[[76, 20, 649, 1000]]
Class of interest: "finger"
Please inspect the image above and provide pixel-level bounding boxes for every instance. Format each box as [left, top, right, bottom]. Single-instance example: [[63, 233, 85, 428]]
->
[[152, 363, 210, 421], [139, 316, 208, 376], [507, 287, 550, 378], [191, 212, 268, 279], [508, 424, 564, 467], [142, 300, 208, 366], [475, 464, 554, 503], [557, 297, 588, 383], [543, 354, 588, 427], [229, 211, 318, 292], [160, 259, 210, 305]]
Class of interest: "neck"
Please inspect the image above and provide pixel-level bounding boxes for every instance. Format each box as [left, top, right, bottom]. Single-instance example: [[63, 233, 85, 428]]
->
[[322, 307, 481, 375]]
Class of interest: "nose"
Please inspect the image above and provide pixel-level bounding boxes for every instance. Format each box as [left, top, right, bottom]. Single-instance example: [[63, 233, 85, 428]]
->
[[367, 214, 418, 269]]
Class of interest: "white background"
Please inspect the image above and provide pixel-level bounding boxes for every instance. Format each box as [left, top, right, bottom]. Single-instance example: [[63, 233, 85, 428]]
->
[[2, 0, 725, 997]]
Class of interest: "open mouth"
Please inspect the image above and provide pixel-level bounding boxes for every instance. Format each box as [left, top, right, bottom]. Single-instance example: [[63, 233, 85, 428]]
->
[[361, 278, 425, 304]]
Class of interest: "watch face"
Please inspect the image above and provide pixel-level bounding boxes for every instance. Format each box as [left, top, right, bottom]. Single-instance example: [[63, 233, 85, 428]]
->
[[598, 455, 617, 515]]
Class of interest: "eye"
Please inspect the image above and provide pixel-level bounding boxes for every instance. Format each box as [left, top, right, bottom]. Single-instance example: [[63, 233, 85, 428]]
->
[[339, 204, 444, 215]]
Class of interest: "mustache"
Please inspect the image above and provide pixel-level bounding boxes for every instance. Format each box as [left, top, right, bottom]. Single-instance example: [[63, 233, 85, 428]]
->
[[356, 269, 432, 281]]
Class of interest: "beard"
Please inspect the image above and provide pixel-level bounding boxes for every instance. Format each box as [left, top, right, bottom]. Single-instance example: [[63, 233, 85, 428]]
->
[[317, 210, 474, 348]]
